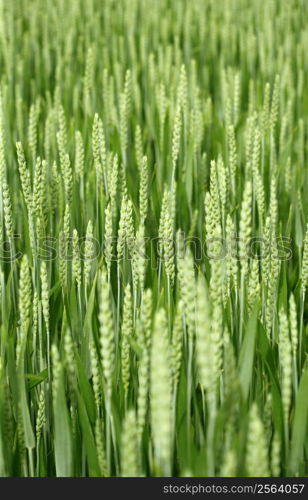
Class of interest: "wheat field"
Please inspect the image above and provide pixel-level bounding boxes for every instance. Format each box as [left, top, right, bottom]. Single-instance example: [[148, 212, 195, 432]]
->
[[0, 0, 307, 477]]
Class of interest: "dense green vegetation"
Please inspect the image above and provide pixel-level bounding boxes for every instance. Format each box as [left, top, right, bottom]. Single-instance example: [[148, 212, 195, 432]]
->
[[0, 0, 307, 477]]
